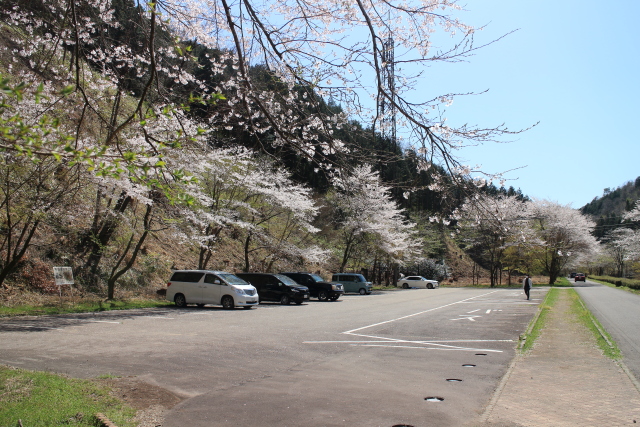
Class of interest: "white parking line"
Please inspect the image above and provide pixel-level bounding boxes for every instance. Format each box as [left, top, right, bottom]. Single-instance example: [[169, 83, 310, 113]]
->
[[343, 290, 500, 335], [87, 320, 121, 324], [303, 290, 519, 353]]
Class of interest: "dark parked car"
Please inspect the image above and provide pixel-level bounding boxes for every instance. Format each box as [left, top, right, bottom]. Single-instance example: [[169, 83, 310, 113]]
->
[[279, 272, 344, 301], [236, 273, 309, 305], [575, 273, 586, 282]]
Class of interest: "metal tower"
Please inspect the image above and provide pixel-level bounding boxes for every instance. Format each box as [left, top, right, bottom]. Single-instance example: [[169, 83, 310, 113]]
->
[[377, 36, 396, 144]]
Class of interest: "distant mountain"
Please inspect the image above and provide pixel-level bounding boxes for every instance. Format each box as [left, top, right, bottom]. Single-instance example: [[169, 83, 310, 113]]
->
[[580, 177, 640, 239]]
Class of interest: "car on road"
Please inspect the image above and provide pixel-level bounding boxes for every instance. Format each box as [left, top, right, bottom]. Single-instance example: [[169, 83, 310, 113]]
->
[[280, 272, 344, 301], [166, 270, 259, 309], [574, 273, 586, 282], [397, 276, 439, 289], [236, 273, 310, 305], [330, 273, 372, 295]]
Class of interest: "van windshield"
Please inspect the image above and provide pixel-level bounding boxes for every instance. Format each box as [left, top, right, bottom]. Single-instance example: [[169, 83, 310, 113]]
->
[[219, 274, 249, 285], [274, 274, 300, 286]]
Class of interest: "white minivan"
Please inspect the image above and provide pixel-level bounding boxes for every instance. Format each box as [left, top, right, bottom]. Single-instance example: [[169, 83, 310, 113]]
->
[[166, 270, 259, 309]]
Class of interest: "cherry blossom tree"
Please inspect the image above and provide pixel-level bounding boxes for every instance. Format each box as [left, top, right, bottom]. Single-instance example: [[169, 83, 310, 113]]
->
[[177, 147, 326, 271], [456, 194, 537, 286], [528, 200, 600, 284], [0, 153, 87, 287], [329, 165, 417, 272]]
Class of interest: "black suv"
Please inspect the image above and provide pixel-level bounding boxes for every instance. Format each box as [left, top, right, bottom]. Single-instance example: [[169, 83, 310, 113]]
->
[[236, 273, 309, 305], [279, 272, 344, 301]]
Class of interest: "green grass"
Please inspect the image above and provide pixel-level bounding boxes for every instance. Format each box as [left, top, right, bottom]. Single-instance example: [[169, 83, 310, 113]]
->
[[0, 366, 136, 427], [520, 287, 559, 353], [519, 287, 621, 360], [553, 276, 572, 287], [568, 289, 621, 360], [0, 298, 172, 317]]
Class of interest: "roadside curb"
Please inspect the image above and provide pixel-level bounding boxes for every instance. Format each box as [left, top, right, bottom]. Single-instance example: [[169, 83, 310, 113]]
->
[[95, 413, 117, 427], [478, 353, 522, 423], [479, 289, 547, 423], [577, 294, 640, 394]]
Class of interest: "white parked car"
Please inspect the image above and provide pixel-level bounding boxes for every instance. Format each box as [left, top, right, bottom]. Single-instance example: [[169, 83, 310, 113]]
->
[[397, 276, 439, 289], [166, 270, 259, 309]]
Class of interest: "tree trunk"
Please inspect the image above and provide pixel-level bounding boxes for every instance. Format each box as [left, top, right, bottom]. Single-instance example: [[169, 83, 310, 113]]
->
[[106, 204, 152, 300], [86, 192, 131, 273], [243, 231, 252, 272]]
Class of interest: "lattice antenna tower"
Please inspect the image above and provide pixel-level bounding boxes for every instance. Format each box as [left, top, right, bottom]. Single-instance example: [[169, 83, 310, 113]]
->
[[378, 36, 397, 144]]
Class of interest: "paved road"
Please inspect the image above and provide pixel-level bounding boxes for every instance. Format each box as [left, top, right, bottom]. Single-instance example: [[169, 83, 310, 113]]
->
[[574, 279, 640, 382], [0, 287, 544, 426]]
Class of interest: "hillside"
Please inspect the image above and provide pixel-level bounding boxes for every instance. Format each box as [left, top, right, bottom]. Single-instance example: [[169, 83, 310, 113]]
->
[[580, 177, 640, 239]]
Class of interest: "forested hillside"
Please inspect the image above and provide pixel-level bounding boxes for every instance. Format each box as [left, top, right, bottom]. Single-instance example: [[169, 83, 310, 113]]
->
[[581, 177, 640, 240]]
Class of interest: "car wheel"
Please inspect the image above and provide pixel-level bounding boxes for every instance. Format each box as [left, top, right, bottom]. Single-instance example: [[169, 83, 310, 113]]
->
[[174, 294, 187, 307], [427, 284, 434, 289], [317, 290, 329, 301], [221, 295, 234, 309], [359, 288, 366, 295], [280, 295, 291, 305], [402, 283, 409, 289]]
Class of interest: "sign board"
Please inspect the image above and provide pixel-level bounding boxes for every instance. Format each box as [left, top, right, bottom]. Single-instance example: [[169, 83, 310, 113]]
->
[[53, 267, 74, 286]]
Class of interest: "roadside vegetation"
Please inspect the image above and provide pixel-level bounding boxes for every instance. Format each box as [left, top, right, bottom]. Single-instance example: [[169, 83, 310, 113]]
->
[[587, 275, 640, 291], [0, 297, 170, 317], [568, 289, 621, 360], [520, 287, 559, 353], [520, 286, 621, 360], [0, 366, 136, 427]]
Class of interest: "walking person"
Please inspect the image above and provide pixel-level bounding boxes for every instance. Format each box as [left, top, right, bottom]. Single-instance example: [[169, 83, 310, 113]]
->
[[523, 275, 532, 300]]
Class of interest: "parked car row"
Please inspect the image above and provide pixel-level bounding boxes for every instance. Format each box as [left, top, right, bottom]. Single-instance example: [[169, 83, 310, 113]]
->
[[165, 269, 437, 309], [165, 270, 349, 309]]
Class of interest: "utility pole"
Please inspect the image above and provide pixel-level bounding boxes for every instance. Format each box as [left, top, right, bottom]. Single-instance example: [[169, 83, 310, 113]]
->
[[377, 36, 397, 145]]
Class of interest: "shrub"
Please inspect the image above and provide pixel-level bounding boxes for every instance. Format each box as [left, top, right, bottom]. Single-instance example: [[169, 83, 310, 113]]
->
[[590, 275, 640, 290]]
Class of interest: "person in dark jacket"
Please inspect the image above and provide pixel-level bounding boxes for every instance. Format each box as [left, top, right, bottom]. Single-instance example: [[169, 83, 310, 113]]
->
[[523, 275, 532, 300]]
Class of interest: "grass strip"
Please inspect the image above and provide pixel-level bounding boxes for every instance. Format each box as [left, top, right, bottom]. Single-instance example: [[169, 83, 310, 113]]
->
[[0, 365, 136, 427], [0, 298, 172, 317], [568, 288, 621, 360], [520, 287, 559, 353], [553, 276, 572, 287]]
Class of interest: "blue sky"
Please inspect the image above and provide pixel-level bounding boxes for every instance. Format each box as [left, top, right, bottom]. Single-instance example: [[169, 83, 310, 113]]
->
[[412, 0, 640, 208]]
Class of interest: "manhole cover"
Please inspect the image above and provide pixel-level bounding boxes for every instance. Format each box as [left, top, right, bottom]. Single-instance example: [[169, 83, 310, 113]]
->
[[462, 364, 476, 367], [424, 397, 444, 402], [475, 353, 487, 356], [446, 378, 462, 382]]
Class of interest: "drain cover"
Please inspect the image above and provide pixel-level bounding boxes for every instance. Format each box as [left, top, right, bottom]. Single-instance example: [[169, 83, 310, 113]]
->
[[462, 364, 476, 367], [424, 397, 444, 402], [446, 378, 462, 382], [475, 353, 487, 356]]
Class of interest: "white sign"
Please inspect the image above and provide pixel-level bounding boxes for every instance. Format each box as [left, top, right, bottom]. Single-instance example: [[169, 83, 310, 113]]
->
[[53, 267, 74, 286]]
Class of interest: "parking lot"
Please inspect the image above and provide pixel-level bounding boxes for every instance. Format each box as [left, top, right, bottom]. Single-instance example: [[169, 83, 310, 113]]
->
[[0, 287, 544, 426]]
